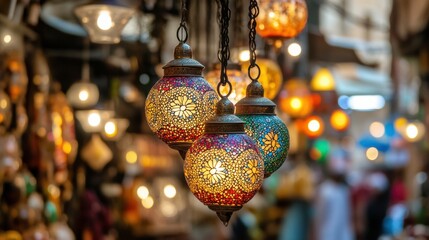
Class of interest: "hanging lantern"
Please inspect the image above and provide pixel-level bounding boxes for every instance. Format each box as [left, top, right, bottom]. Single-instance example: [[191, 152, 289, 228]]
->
[[7, 57, 28, 104], [278, 79, 313, 118], [66, 82, 99, 109], [206, 63, 250, 104], [184, 0, 263, 226], [145, 43, 217, 155], [236, 0, 289, 178], [236, 83, 290, 177], [0, 90, 12, 134], [184, 98, 264, 226], [75, 4, 134, 44], [303, 115, 324, 138], [330, 109, 349, 131], [241, 58, 283, 100], [311, 68, 335, 91], [256, 0, 308, 40], [102, 118, 129, 141], [75, 110, 113, 133]]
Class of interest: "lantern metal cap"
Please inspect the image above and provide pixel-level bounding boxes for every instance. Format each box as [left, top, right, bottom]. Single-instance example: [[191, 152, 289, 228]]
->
[[235, 81, 276, 115], [205, 97, 245, 134], [163, 42, 204, 76]]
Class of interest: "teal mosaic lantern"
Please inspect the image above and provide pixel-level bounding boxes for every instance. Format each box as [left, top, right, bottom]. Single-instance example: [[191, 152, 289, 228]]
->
[[235, 0, 290, 178], [236, 82, 289, 177]]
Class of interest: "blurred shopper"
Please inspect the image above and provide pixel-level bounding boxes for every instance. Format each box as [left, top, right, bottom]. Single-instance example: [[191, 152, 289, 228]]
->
[[365, 172, 390, 240], [350, 171, 372, 240], [277, 154, 315, 240], [314, 148, 354, 240]]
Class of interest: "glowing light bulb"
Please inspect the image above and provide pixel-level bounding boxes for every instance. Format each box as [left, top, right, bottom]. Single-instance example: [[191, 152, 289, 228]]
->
[[137, 185, 149, 199], [87, 112, 101, 127], [126, 150, 138, 164], [239, 50, 250, 62], [406, 124, 418, 139], [96, 11, 113, 30], [141, 196, 154, 209], [3, 34, 11, 44], [308, 119, 320, 132], [104, 121, 117, 137], [287, 42, 302, 57], [163, 184, 177, 199], [78, 89, 89, 102], [290, 97, 302, 110], [0, 99, 8, 109], [62, 141, 72, 154], [369, 122, 385, 138], [366, 147, 378, 161]]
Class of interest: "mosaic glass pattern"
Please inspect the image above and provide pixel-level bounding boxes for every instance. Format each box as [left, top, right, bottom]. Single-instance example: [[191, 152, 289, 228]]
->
[[257, 0, 308, 39], [238, 115, 289, 177], [145, 76, 217, 145], [184, 134, 264, 207]]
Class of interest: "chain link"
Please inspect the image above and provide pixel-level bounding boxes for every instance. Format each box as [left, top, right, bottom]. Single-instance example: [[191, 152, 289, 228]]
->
[[176, 0, 189, 42], [248, 0, 261, 81], [216, 0, 232, 97]]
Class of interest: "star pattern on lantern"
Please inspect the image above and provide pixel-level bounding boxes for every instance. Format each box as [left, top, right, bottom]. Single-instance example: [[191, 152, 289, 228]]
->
[[246, 159, 259, 184], [171, 96, 196, 118], [202, 159, 226, 184], [262, 131, 280, 153]]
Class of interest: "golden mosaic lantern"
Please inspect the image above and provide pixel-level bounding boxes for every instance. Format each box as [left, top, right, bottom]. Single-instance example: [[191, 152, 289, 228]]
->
[[184, 0, 264, 226], [145, 43, 217, 156], [145, 5, 217, 156], [184, 97, 264, 226]]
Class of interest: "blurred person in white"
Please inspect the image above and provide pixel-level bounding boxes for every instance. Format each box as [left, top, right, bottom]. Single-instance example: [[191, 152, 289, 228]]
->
[[314, 147, 354, 240]]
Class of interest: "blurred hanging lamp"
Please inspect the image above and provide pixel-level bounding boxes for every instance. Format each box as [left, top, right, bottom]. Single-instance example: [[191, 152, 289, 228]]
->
[[236, 0, 290, 178], [256, 0, 308, 41], [330, 109, 349, 131], [74, 1, 135, 44], [241, 58, 283, 100], [278, 78, 313, 118], [205, 63, 250, 104], [184, 0, 264, 226], [75, 109, 113, 133], [0, 90, 12, 134], [66, 44, 99, 109], [145, 0, 217, 158], [102, 118, 129, 141], [310, 67, 335, 91], [101, 101, 129, 141], [303, 115, 324, 138]]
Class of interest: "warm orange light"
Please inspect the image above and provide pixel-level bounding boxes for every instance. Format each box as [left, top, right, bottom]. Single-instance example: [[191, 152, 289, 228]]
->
[[311, 68, 335, 91], [330, 110, 349, 131], [256, 0, 308, 40], [278, 79, 313, 118], [304, 115, 324, 138]]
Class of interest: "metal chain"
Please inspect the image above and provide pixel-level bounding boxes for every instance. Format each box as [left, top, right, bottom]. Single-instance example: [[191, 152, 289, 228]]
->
[[176, 0, 189, 42], [216, 0, 232, 97], [248, 0, 261, 81]]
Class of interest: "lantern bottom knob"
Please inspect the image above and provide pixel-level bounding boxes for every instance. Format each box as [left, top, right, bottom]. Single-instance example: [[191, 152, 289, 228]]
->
[[208, 205, 242, 226]]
